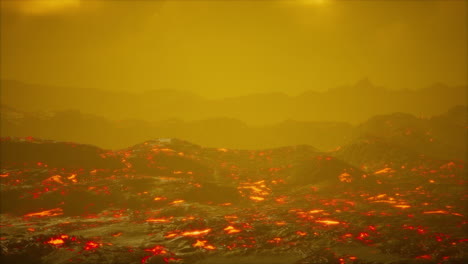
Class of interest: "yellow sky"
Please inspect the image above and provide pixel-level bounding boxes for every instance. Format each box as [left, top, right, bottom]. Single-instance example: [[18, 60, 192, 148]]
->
[[1, 0, 466, 98]]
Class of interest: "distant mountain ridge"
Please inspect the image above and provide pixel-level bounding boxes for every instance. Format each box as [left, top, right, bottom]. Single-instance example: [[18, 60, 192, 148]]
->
[[1, 104, 466, 161], [1, 79, 465, 125], [0, 104, 353, 151]]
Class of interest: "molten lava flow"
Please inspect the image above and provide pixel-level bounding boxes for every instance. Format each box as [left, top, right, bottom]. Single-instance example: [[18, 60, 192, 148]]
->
[[142, 245, 169, 263], [192, 240, 217, 250], [164, 232, 178, 238], [44, 175, 65, 184], [46, 238, 65, 246], [2, 139, 466, 264], [182, 216, 196, 221], [274, 221, 287, 226], [423, 210, 450, 214], [416, 255, 432, 260], [274, 196, 288, 204], [160, 148, 175, 153], [192, 240, 206, 247], [393, 204, 411, 209], [24, 208, 63, 217], [45, 235, 69, 246], [238, 180, 271, 201], [338, 172, 352, 183], [296, 231, 307, 236], [164, 229, 213, 239], [308, 209, 324, 214], [181, 228, 211, 237], [170, 199, 185, 205], [374, 167, 395, 175], [224, 225, 241, 234], [267, 237, 282, 244], [316, 219, 341, 225], [145, 244, 166, 254], [67, 174, 78, 183], [224, 215, 238, 223], [249, 196, 265, 201], [146, 218, 171, 223], [84, 241, 101, 250]]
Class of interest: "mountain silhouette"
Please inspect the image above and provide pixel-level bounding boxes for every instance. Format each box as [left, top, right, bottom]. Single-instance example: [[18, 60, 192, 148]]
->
[[1, 79, 465, 125], [2, 104, 465, 156]]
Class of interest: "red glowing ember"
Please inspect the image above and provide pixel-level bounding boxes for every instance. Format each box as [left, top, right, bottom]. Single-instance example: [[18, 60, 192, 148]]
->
[[181, 228, 211, 237], [192, 240, 217, 250], [144, 245, 167, 254], [146, 218, 171, 223], [46, 238, 65, 246], [24, 208, 63, 218], [141, 245, 171, 264], [170, 199, 185, 205], [423, 210, 450, 214], [224, 225, 241, 234], [296, 231, 307, 236], [316, 219, 341, 225], [249, 196, 265, 201], [84, 241, 101, 251]]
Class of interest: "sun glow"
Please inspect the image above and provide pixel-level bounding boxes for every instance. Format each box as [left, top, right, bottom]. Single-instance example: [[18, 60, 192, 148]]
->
[[301, 0, 327, 5], [18, 0, 81, 15]]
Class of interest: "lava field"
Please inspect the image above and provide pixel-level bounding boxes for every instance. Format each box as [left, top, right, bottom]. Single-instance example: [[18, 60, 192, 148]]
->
[[0, 137, 467, 264]]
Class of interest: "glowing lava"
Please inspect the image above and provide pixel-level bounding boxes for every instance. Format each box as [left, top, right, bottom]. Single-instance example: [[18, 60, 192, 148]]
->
[[84, 241, 101, 251], [316, 219, 341, 225], [146, 218, 171, 223], [224, 225, 241, 234], [24, 208, 63, 218], [170, 199, 185, 205], [46, 238, 65, 246], [192, 240, 217, 250], [249, 196, 265, 201]]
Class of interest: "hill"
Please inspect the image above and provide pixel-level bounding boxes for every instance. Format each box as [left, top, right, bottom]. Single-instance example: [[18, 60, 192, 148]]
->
[[1, 79, 465, 125]]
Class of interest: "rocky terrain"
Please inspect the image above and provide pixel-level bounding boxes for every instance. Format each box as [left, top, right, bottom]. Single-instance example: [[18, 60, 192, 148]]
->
[[0, 136, 466, 264]]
